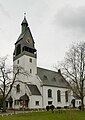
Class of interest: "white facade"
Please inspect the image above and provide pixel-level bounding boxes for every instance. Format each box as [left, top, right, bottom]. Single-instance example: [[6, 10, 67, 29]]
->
[[13, 55, 37, 84], [42, 86, 72, 108]]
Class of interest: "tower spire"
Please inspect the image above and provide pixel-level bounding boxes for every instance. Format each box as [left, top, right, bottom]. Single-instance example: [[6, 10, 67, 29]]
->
[[24, 12, 26, 18], [21, 13, 28, 33]]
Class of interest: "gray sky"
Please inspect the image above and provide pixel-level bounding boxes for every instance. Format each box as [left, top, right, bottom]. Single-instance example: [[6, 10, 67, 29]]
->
[[0, 0, 85, 70]]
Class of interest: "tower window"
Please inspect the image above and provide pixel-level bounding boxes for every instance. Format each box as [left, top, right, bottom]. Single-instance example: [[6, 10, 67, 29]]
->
[[29, 58, 32, 63], [22, 46, 35, 54], [17, 60, 19, 64], [30, 69, 32, 73]]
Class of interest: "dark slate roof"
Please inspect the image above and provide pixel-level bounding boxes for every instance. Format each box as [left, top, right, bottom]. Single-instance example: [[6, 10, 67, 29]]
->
[[37, 67, 70, 88], [16, 32, 25, 42], [20, 93, 29, 100], [16, 27, 34, 44], [21, 17, 28, 26], [27, 84, 41, 95]]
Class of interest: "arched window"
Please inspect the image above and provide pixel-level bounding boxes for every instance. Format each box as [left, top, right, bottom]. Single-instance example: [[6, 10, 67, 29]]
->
[[16, 84, 20, 93], [48, 89, 52, 98], [65, 91, 68, 102], [57, 90, 61, 102]]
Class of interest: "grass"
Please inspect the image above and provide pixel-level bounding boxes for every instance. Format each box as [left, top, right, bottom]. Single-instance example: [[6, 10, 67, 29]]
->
[[0, 110, 85, 120]]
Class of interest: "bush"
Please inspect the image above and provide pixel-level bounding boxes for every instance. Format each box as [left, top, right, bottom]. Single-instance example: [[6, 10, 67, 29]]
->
[[46, 106, 50, 111], [78, 106, 81, 110], [57, 107, 61, 109], [64, 106, 69, 109], [50, 105, 55, 112]]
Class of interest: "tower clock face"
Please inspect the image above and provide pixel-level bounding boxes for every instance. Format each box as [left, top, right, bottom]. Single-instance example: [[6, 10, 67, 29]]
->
[[26, 37, 31, 44]]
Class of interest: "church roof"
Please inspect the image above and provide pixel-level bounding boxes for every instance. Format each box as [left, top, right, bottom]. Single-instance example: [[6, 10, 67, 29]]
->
[[16, 27, 34, 44], [37, 67, 70, 88], [27, 84, 41, 95], [20, 93, 29, 100], [15, 16, 34, 46]]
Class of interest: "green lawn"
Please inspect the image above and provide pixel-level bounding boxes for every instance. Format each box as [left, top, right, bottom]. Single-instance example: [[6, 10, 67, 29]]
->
[[0, 110, 85, 120]]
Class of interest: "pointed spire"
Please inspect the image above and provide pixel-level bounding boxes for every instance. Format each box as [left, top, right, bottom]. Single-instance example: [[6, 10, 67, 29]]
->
[[21, 13, 28, 33], [24, 12, 26, 18], [21, 13, 28, 25]]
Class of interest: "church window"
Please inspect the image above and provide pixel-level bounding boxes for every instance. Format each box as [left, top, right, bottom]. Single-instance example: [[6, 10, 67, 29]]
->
[[48, 101, 52, 105], [30, 69, 32, 73], [57, 90, 61, 102], [16, 44, 21, 56], [48, 89, 52, 98], [35, 101, 39, 106], [76, 101, 78, 105], [22, 46, 28, 52], [29, 58, 32, 63], [16, 84, 20, 93], [22, 46, 35, 54], [17, 60, 19, 64], [65, 91, 68, 102], [14, 100, 19, 105]]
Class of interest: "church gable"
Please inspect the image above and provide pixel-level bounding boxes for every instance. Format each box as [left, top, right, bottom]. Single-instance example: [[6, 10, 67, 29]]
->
[[37, 67, 70, 88]]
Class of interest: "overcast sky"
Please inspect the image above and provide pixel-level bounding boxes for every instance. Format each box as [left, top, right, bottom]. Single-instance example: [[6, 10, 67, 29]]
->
[[0, 0, 85, 70]]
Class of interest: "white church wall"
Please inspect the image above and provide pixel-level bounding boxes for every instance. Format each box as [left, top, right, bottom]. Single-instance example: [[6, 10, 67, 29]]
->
[[42, 86, 72, 108], [9, 82, 31, 108], [24, 55, 37, 75], [29, 95, 42, 109], [13, 55, 37, 84]]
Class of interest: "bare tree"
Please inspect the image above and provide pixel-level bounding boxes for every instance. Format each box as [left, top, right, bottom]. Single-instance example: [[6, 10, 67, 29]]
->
[[0, 56, 28, 112], [58, 42, 85, 111]]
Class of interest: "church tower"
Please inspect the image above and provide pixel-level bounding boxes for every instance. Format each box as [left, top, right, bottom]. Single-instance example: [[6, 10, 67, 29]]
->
[[13, 15, 37, 83]]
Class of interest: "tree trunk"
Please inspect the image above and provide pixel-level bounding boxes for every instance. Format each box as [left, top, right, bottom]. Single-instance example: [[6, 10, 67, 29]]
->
[[2, 99, 6, 112], [81, 97, 84, 111]]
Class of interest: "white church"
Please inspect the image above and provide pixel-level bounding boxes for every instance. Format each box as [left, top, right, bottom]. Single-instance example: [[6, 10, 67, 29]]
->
[[7, 16, 74, 109]]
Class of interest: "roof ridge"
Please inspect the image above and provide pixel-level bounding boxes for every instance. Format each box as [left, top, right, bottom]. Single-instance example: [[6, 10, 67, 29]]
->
[[37, 67, 58, 73]]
